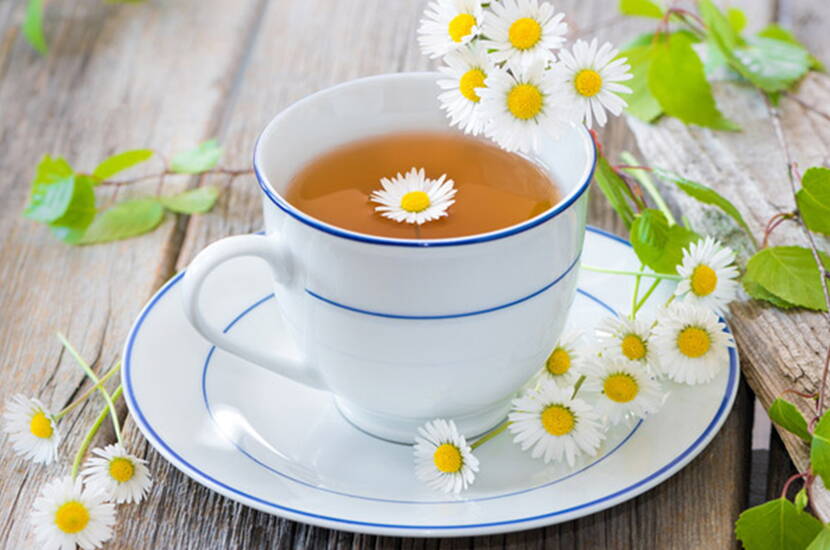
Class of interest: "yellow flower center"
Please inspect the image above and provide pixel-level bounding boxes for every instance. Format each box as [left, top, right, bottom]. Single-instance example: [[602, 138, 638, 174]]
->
[[507, 84, 543, 120], [574, 69, 603, 97], [400, 191, 431, 213], [54, 501, 90, 534], [459, 68, 486, 103], [541, 405, 575, 436], [621, 334, 647, 361], [508, 17, 542, 50], [109, 457, 136, 483], [677, 327, 711, 358], [448, 13, 476, 43], [546, 348, 571, 376], [433, 443, 463, 473], [29, 411, 53, 439], [690, 264, 718, 297], [603, 373, 639, 403]]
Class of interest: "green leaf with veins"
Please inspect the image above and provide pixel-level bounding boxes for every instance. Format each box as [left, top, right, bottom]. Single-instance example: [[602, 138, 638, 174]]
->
[[81, 198, 165, 244], [796, 167, 830, 235], [734, 36, 811, 93], [630, 209, 700, 274], [618, 0, 663, 18], [744, 246, 830, 311], [759, 24, 824, 71], [812, 410, 830, 489], [734, 498, 822, 550], [159, 186, 220, 214], [647, 32, 739, 130], [170, 139, 222, 174], [652, 168, 752, 236], [742, 278, 798, 309], [807, 526, 830, 550], [23, 0, 47, 54], [768, 398, 811, 442], [92, 149, 153, 181], [593, 157, 636, 229], [621, 46, 662, 122]]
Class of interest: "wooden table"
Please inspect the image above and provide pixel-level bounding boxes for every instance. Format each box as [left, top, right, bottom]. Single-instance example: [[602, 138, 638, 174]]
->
[[0, 1, 826, 548]]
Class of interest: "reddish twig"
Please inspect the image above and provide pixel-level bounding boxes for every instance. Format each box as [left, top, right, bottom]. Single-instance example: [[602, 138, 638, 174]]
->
[[97, 167, 253, 187], [781, 472, 809, 500], [762, 212, 797, 248], [782, 388, 819, 400]]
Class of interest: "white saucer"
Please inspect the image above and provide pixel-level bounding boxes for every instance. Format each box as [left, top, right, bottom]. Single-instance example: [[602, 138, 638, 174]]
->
[[122, 227, 739, 537]]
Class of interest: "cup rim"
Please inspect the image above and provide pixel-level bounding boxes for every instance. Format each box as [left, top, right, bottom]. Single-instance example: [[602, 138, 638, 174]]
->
[[253, 72, 596, 248]]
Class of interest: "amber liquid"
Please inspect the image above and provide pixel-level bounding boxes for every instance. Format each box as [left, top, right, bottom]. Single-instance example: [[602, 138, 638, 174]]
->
[[284, 131, 562, 239]]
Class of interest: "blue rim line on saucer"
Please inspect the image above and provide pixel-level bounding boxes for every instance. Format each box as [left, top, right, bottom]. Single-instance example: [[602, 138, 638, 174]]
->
[[200, 287, 640, 505], [252, 73, 597, 249], [123, 226, 740, 531], [303, 251, 580, 320]]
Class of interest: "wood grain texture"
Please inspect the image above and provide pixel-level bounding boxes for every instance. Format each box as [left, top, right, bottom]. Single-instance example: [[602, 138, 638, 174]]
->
[[624, 10, 830, 520], [0, 0, 793, 547]]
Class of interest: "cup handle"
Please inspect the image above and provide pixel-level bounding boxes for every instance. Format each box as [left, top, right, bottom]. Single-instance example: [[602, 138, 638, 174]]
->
[[181, 234, 327, 391]]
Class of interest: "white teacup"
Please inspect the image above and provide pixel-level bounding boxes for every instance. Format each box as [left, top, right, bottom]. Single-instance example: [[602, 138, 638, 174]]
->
[[181, 73, 595, 443]]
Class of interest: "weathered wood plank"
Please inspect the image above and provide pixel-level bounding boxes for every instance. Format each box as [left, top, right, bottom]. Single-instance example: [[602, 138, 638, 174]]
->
[[626, 70, 830, 519], [0, 1, 266, 547]]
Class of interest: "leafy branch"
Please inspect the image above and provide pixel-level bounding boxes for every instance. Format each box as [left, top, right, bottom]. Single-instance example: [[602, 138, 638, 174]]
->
[[23, 139, 253, 245]]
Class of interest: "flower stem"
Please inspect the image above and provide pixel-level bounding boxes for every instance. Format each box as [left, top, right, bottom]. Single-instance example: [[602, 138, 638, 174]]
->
[[631, 264, 644, 319], [57, 333, 123, 445], [471, 421, 509, 450], [71, 385, 123, 479], [571, 374, 587, 399], [581, 264, 681, 280], [620, 152, 676, 225], [56, 362, 122, 419], [633, 279, 662, 317]]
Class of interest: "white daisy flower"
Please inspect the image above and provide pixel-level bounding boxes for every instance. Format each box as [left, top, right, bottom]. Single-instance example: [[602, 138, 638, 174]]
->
[[437, 42, 494, 135], [552, 38, 633, 128], [582, 358, 666, 425], [652, 302, 735, 384], [478, 60, 577, 153], [539, 330, 584, 388], [418, 0, 484, 59], [508, 381, 605, 466], [3, 394, 61, 464], [414, 418, 479, 494], [481, 0, 567, 67], [595, 316, 659, 374], [81, 443, 152, 504], [675, 237, 739, 313], [370, 167, 457, 225], [31, 476, 116, 550]]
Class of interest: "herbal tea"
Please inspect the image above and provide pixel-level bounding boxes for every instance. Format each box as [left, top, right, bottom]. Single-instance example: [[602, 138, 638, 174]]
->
[[284, 132, 562, 239]]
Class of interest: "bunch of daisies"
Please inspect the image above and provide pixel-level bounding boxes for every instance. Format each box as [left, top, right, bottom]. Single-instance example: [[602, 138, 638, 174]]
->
[[419, 0, 633, 153], [414, 237, 739, 494], [2, 339, 152, 550]]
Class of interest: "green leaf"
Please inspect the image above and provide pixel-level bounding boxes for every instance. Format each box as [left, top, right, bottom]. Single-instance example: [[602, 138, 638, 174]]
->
[[618, 0, 663, 18], [621, 46, 662, 122], [759, 24, 823, 71], [652, 168, 752, 237], [812, 410, 830, 489], [159, 186, 220, 214], [807, 525, 830, 550], [81, 198, 165, 244], [727, 8, 747, 34], [170, 139, 221, 174], [796, 167, 830, 235], [630, 209, 700, 274], [593, 157, 636, 229], [699, 0, 744, 52], [735, 498, 822, 550], [745, 246, 830, 311], [743, 278, 798, 309], [794, 488, 808, 514], [733, 36, 811, 93], [768, 398, 811, 442], [648, 32, 739, 130], [31, 154, 74, 185], [92, 149, 153, 181], [23, 0, 47, 54]]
